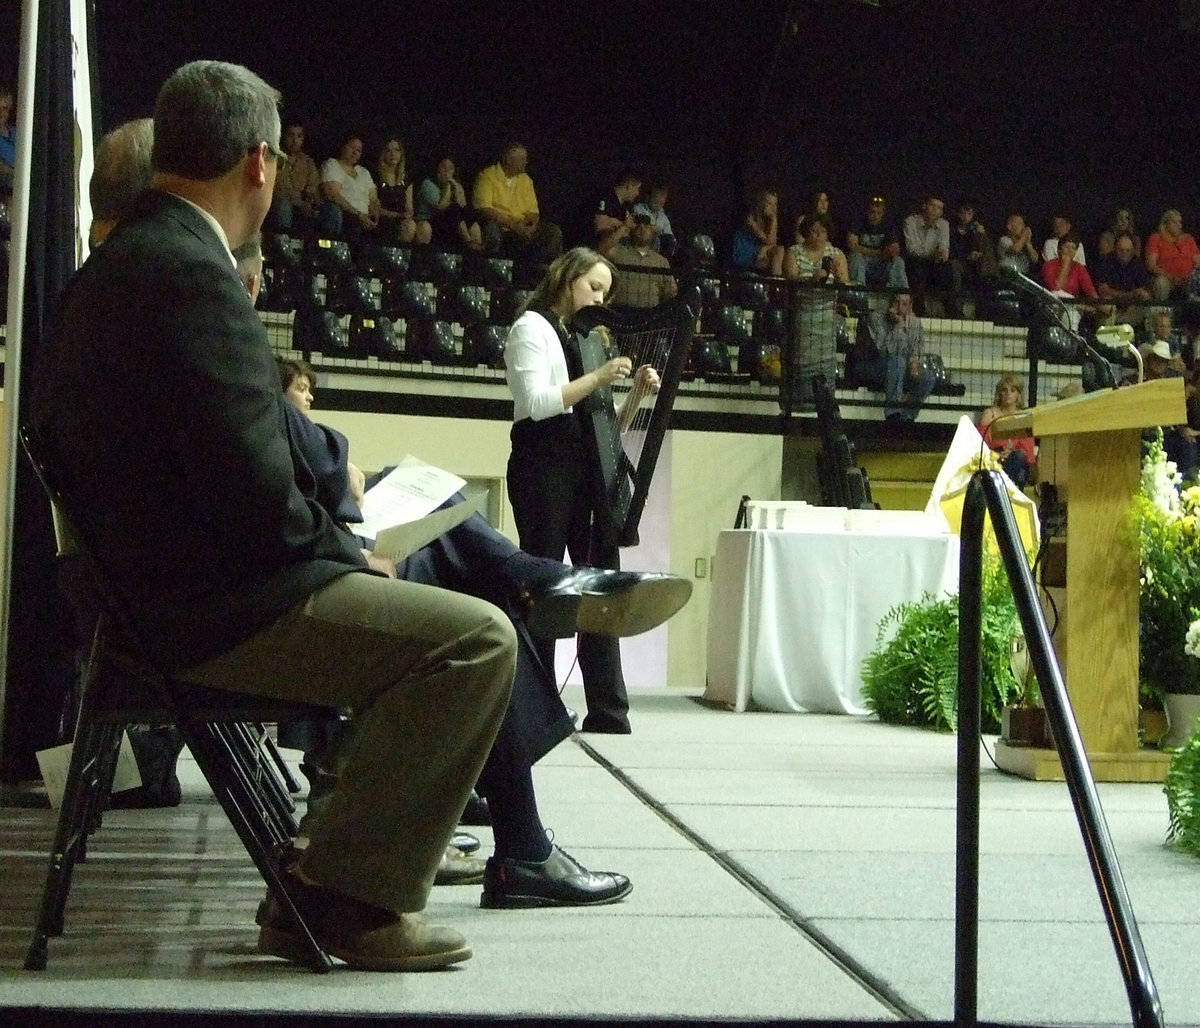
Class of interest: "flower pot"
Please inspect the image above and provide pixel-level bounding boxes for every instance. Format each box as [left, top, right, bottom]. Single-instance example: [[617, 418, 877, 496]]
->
[[1139, 708, 1169, 748], [1162, 693, 1200, 749], [1001, 705, 1053, 748]]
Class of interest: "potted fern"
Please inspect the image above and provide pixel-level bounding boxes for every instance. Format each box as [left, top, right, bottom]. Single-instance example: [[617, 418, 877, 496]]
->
[[860, 553, 1028, 734], [1166, 728, 1200, 856]]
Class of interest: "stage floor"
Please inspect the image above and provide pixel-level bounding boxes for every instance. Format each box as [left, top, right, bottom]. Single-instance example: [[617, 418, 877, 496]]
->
[[2, 686, 1198, 1027]]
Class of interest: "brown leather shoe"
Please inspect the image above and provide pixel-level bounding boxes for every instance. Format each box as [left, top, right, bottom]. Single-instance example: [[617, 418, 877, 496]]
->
[[435, 844, 486, 886], [257, 878, 471, 971]]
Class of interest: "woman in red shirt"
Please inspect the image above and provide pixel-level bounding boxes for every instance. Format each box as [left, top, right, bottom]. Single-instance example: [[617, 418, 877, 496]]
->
[[1041, 235, 1097, 299]]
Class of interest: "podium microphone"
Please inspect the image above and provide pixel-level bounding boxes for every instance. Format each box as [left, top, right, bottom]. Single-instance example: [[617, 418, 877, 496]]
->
[[997, 264, 1117, 392]]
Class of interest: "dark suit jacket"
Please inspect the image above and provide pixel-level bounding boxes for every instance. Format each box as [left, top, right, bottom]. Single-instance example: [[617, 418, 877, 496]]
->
[[37, 190, 367, 670]]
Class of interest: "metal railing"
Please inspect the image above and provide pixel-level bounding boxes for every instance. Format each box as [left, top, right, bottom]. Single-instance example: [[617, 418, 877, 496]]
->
[[222, 242, 1186, 424], [955, 469, 1163, 1028]]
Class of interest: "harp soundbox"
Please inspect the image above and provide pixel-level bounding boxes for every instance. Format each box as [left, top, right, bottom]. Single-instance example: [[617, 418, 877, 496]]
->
[[565, 287, 699, 547]]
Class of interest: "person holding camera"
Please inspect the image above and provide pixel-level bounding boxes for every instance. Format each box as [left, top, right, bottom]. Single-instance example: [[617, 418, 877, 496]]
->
[[609, 213, 677, 309], [586, 168, 642, 256]]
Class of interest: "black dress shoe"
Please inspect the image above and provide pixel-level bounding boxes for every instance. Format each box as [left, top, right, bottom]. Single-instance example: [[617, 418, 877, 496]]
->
[[579, 716, 631, 735], [460, 789, 491, 826], [479, 845, 632, 909], [521, 568, 692, 640]]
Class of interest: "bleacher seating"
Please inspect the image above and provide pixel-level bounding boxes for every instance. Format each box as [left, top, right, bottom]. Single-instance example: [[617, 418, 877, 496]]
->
[[255, 232, 1172, 426]]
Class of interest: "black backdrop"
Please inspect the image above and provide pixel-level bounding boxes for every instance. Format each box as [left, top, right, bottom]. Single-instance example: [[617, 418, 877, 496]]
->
[[2, 0, 1198, 248]]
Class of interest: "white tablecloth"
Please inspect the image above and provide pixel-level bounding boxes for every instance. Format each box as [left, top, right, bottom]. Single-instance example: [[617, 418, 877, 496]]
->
[[704, 526, 960, 714]]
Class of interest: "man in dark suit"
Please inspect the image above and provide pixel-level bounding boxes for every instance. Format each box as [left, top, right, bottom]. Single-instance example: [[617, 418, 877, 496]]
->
[[36, 60, 515, 972]]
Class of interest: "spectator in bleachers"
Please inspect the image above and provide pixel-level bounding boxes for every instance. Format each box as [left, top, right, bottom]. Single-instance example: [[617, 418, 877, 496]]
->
[[846, 193, 907, 290], [1098, 208, 1141, 259], [609, 213, 677, 309], [784, 214, 848, 403], [783, 213, 849, 285], [1042, 213, 1087, 266], [1142, 335, 1197, 477], [0, 85, 14, 198], [375, 137, 420, 245], [416, 155, 481, 251], [587, 168, 641, 256], [1146, 208, 1200, 302], [903, 194, 952, 315], [997, 212, 1039, 275], [855, 291, 937, 424], [730, 188, 785, 277], [1041, 234, 1098, 300], [948, 200, 995, 314], [977, 375, 1036, 488], [268, 117, 320, 237], [1148, 309, 1181, 354], [1178, 302, 1200, 376], [472, 142, 562, 261], [1094, 231, 1152, 318], [807, 189, 843, 248], [318, 133, 380, 243], [634, 183, 675, 256]]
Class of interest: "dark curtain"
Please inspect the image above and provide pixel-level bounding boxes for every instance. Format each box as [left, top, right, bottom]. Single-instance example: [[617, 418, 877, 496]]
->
[[1, 0, 90, 783]]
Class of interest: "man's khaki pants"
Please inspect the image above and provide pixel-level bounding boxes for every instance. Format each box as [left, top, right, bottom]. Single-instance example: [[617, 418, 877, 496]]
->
[[180, 571, 516, 913]]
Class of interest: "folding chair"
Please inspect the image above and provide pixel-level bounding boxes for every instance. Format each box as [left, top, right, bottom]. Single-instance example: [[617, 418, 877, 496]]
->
[[19, 423, 335, 972]]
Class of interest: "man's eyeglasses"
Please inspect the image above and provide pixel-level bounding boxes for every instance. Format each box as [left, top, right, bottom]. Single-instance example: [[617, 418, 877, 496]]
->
[[249, 141, 288, 167]]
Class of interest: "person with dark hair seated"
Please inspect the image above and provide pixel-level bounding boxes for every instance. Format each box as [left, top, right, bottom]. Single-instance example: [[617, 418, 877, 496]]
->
[[416, 155, 482, 251], [318, 133, 380, 244], [586, 167, 642, 256], [1094, 231, 1152, 318], [902, 194, 953, 315], [261, 340, 691, 909], [268, 118, 320, 237]]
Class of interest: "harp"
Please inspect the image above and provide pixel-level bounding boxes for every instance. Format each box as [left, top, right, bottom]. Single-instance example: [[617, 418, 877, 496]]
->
[[565, 287, 699, 547]]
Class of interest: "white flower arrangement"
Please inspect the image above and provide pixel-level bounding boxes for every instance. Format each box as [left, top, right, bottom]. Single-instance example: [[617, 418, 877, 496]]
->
[[1187, 619, 1200, 661], [1141, 434, 1182, 515]]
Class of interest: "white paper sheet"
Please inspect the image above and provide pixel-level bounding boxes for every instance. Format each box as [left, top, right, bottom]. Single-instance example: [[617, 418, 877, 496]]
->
[[356, 456, 467, 542]]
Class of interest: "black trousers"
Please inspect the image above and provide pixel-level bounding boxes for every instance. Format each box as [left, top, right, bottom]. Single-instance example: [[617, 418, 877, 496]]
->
[[283, 495, 574, 860], [507, 416, 630, 732]]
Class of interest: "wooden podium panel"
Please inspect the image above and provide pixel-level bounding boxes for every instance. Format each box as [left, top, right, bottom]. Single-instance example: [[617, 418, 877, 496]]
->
[[989, 379, 1184, 781]]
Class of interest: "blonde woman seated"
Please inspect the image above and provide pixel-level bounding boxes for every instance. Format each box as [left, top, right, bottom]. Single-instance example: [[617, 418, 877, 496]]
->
[[978, 375, 1037, 488]]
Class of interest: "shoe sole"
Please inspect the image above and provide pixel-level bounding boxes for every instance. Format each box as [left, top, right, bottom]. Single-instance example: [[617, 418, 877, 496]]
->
[[435, 868, 485, 886], [531, 579, 692, 639], [258, 924, 472, 972], [479, 880, 633, 910]]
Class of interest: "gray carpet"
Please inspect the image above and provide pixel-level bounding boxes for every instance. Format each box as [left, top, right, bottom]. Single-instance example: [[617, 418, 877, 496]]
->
[[1, 685, 1196, 1026]]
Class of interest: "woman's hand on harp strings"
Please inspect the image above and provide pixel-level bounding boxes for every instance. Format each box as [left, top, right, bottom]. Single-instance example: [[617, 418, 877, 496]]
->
[[629, 364, 660, 400], [616, 365, 661, 431], [596, 356, 634, 387]]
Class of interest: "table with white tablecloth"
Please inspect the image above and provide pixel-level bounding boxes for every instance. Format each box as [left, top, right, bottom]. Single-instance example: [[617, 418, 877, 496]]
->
[[704, 523, 960, 714]]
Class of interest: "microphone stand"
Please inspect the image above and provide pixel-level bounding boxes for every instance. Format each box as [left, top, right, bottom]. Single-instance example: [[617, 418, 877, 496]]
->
[[998, 265, 1117, 392]]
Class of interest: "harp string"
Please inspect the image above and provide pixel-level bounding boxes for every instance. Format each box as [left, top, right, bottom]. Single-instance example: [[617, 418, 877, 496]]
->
[[570, 289, 697, 546]]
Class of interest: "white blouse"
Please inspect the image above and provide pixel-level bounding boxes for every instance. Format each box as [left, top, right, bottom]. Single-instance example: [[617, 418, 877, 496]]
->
[[505, 310, 571, 423]]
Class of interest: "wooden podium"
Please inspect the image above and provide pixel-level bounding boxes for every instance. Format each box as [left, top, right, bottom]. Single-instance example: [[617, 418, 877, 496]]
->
[[989, 378, 1185, 782]]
